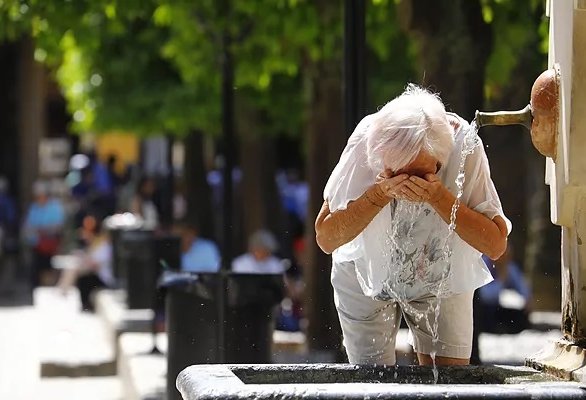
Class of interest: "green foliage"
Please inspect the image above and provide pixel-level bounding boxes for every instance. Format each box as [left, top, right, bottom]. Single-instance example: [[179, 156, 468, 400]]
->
[[481, 0, 548, 101], [151, 0, 340, 137], [366, 0, 417, 110], [1, 0, 547, 139], [52, 1, 222, 136], [1, 0, 221, 136]]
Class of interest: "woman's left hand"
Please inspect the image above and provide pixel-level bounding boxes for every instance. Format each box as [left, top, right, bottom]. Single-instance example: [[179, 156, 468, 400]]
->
[[398, 173, 445, 204]]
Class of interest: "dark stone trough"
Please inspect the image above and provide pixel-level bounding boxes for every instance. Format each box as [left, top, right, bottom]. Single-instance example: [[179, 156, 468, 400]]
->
[[177, 363, 586, 400]]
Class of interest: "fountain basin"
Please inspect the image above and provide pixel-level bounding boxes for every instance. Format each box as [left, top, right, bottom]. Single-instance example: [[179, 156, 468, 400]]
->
[[176, 363, 586, 399]]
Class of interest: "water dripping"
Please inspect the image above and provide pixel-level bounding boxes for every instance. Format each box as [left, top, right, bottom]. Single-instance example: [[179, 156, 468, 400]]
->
[[378, 119, 480, 384], [429, 119, 480, 382]]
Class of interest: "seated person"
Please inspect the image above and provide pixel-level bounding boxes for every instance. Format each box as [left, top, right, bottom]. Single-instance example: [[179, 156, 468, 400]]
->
[[232, 230, 286, 274], [179, 222, 221, 272], [478, 244, 532, 334], [57, 214, 114, 311]]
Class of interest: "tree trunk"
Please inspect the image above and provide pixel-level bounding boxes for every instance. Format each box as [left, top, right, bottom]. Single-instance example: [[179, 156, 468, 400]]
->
[[0, 42, 20, 208], [398, 0, 492, 121], [239, 131, 286, 254], [17, 38, 47, 209], [183, 130, 215, 239], [489, 8, 560, 311], [304, 59, 346, 356]]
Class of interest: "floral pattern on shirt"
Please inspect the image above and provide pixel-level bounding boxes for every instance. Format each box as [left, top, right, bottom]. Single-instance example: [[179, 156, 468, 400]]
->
[[375, 200, 453, 302]]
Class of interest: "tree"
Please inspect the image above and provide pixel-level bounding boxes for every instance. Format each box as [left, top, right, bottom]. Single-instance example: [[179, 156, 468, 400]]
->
[[0, 1, 220, 227], [480, 0, 557, 308], [398, 0, 492, 121]]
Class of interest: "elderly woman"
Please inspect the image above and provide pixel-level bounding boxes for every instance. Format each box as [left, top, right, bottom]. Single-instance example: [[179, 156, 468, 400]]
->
[[315, 85, 510, 367]]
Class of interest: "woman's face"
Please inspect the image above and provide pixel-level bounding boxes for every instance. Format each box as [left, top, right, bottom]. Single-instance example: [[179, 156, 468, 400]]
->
[[385, 150, 441, 178]]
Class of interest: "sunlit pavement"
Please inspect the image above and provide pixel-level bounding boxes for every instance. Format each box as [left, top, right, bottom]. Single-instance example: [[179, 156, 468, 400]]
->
[[0, 299, 121, 400], [0, 307, 40, 399], [0, 285, 563, 399]]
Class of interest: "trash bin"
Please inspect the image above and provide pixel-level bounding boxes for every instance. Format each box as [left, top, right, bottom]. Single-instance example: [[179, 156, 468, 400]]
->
[[154, 234, 182, 271], [109, 228, 125, 285], [104, 213, 144, 289], [224, 274, 284, 363], [164, 272, 284, 400], [120, 229, 157, 309]]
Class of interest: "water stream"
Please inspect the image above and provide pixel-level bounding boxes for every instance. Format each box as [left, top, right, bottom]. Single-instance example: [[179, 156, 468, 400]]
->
[[380, 119, 480, 383]]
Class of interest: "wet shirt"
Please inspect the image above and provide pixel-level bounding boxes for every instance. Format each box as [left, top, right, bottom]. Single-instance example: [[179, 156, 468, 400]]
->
[[374, 201, 451, 301], [324, 113, 511, 301]]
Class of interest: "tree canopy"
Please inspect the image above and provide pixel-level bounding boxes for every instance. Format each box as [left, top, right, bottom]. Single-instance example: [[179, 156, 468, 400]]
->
[[0, 0, 418, 138]]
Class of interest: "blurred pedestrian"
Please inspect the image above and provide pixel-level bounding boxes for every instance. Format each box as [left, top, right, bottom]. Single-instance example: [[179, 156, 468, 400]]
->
[[0, 177, 18, 253], [0, 177, 18, 293], [58, 214, 114, 311], [179, 222, 221, 272], [23, 181, 66, 287], [130, 177, 159, 230], [232, 230, 286, 274], [478, 244, 532, 334]]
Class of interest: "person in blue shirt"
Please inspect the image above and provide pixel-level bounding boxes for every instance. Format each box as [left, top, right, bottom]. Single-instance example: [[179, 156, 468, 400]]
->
[[23, 181, 66, 287], [179, 222, 221, 273], [478, 244, 532, 334]]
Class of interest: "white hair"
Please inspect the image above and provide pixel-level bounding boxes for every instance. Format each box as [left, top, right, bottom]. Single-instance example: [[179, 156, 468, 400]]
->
[[32, 180, 50, 197], [366, 84, 454, 173], [248, 229, 279, 253]]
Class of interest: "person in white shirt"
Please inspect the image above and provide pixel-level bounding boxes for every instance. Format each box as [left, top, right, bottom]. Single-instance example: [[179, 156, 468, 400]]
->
[[315, 85, 510, 367], [58, 214, 114, 311], [232, 230, 286, 274]]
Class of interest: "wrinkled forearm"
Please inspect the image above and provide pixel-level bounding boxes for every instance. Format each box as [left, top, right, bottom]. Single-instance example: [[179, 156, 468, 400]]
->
[[315, 185, 390, 254], [430, 187, 507, 260]]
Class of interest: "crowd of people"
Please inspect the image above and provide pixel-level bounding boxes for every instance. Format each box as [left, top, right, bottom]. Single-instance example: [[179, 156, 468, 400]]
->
[[0, 151, 309, 334]]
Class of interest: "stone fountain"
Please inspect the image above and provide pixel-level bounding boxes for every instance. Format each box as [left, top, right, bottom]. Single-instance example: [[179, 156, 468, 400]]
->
[[478, 0, 586, 381], [175, 1, 586, 398]]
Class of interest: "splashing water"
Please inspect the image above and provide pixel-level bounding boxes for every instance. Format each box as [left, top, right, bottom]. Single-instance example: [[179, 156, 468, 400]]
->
[[381, 120, 480, 384]]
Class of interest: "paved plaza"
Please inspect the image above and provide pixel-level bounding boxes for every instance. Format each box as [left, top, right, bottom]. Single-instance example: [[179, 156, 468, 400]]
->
[[0, 284, 563, 400]]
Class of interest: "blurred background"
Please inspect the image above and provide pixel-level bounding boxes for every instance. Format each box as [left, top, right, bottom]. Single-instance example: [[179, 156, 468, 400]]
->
[[0, 1, 562, 399]]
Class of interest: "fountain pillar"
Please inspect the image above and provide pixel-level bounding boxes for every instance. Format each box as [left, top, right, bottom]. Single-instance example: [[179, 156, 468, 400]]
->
[[527, 0, 586, 380]]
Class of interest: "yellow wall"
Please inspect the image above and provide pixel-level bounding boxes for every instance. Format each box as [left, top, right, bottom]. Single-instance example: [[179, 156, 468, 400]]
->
[[95, 132, 139, 174]]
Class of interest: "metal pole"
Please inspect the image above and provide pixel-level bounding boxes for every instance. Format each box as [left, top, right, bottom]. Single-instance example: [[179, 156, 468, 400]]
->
[[344, 0, 367, 136], [218, 2, 234, 364]]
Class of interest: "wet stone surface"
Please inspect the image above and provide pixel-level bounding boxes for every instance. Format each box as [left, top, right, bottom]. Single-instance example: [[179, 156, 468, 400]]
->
[[230, 364, 555, 385], [177, 363, 586, 400]]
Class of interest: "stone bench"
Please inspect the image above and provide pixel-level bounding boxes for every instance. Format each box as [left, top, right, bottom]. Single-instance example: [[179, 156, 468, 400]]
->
[[34, 287, 116, 377], [94, 289, 155, 358]]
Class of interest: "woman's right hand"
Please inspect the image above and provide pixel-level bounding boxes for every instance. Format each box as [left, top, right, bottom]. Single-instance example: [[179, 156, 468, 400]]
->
[[374, 172, 410, 200]]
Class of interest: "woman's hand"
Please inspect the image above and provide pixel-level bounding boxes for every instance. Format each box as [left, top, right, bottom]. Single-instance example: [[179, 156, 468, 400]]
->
[[399, 173, 445, 204], [402, 172, 508, 260], [315, 173, 409, 254], [374, 172, 410, 201]]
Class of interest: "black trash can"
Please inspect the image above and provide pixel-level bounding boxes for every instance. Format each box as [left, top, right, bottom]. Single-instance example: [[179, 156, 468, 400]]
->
[[104, 213, 144, 289], [109, 228, 125, 286], [224, 274, 284, 363], [154, 234, 182, 271], [165, 272, 284, 400], [119, 229, 157, 309]]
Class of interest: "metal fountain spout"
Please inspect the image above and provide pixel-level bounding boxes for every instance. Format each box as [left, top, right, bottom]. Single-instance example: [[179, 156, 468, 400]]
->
[[475, 105, 532, 131], [474, 65, 561, 161]]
